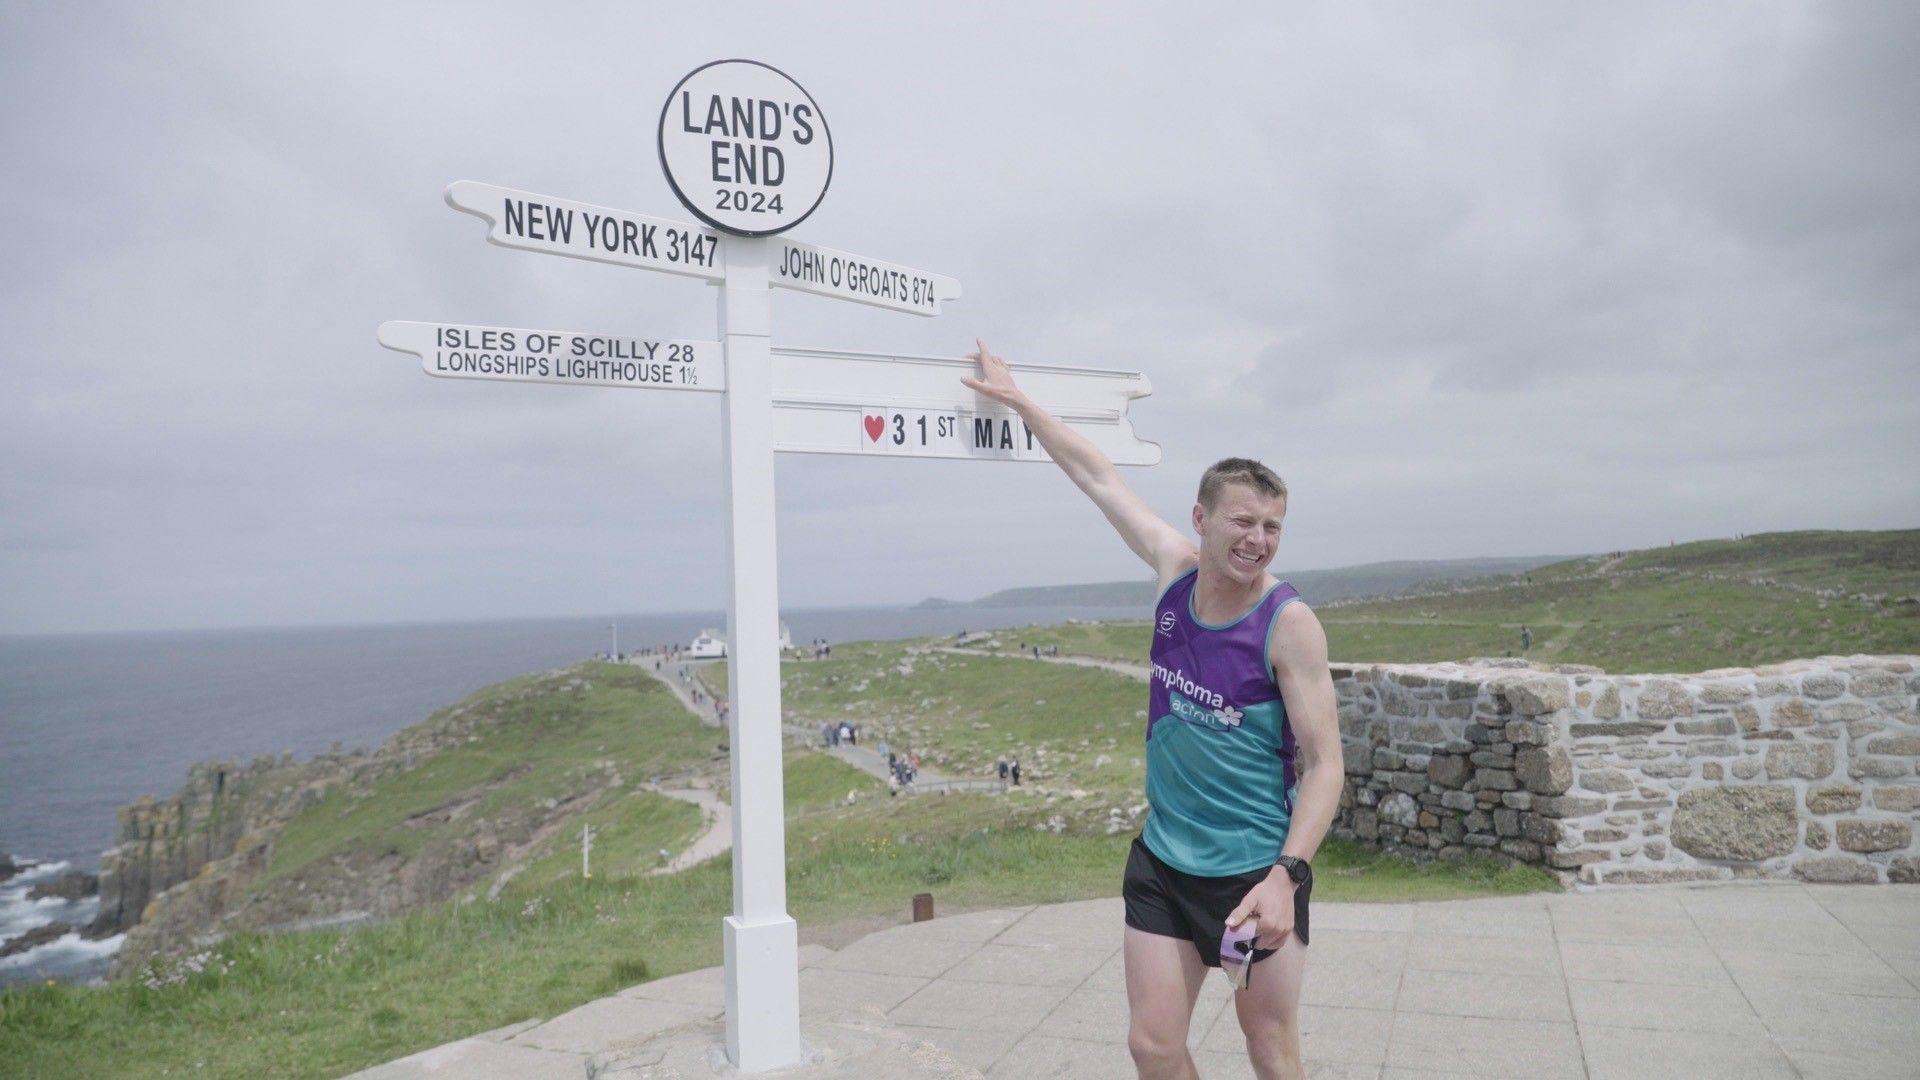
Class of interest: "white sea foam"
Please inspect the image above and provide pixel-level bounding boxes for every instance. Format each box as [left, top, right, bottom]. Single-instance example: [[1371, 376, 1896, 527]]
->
[[0, 928, 126, 970], [0, 855, 120, 987], [7, 858, 70, 884]]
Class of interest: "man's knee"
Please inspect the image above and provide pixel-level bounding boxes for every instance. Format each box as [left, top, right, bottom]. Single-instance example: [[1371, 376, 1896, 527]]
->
[[1127, 1022, 1188, 1072]]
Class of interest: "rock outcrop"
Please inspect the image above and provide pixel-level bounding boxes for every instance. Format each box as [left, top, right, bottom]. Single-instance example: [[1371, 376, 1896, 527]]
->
[[90, 750, 348, 943], [101, 665, 659, 978], [27, 870, 98, 902], [0, 921, 73, 959]]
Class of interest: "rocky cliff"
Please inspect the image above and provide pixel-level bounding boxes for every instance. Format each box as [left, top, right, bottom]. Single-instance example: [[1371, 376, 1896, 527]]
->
[[99, 664, 670, 978], [94, 746, 370, 970]]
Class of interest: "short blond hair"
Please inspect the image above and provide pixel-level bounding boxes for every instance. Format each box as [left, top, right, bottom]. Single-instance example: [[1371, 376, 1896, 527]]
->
[[1197, 457, 1287, 510]]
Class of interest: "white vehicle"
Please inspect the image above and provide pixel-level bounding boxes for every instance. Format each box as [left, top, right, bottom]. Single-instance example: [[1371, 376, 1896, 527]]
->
[[687, 629, 727, 659]]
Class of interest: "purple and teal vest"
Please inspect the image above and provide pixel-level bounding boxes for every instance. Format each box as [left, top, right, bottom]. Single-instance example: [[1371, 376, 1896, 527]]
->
[[1143, 567, 1303, 877]]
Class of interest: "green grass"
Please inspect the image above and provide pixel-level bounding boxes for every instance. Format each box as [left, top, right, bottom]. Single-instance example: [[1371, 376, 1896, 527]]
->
[[970, 621, 1153, 665], [782, 749, 885, 810], [504, 787, 702, 891], [708, 643, 1146, 794], [263, 663, 718, 890]]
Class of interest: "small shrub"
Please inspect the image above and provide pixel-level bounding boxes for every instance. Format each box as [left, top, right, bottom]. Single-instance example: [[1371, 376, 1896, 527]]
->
[[609, 957, 651, 985]]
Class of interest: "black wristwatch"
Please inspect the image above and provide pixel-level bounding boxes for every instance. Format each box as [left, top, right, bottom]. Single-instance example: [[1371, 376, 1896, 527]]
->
[[1274, 855, 1311, 884]]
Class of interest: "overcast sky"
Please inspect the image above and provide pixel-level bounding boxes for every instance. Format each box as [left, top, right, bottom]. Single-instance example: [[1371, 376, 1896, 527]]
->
[[2, 2, 1916, 635]]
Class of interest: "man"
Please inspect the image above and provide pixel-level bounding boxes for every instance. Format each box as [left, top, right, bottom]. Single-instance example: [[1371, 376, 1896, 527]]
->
[[964, 341, 1342, 1080]]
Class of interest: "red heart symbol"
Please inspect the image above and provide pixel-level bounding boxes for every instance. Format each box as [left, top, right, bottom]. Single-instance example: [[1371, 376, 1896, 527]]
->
[[864, 415, 885, 442]]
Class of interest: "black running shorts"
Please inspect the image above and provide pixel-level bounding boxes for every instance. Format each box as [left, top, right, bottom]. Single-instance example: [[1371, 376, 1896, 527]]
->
[[1122, 834, 1311, 967]]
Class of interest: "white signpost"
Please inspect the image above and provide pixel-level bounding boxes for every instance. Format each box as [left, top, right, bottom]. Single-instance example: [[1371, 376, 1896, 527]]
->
[[381, 60, 1157, 1072]]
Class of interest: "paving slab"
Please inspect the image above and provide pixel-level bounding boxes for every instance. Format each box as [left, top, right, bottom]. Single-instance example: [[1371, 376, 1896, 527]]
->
[[1577, 1025, 1797, 1080], [1202, 1002, 1393, 1067], [944, 941, 1111, 988], [891, 1024, 1021, 1073], [343, 1036, 587, 1079], [1407, 931, 1561, 978], [810, 924, 983, 978], [1556, 939, 1734, 988], [903, 905, 1035, 942], [1409, 896, 1555, 939], [1396, 968, 1571, 1022], [1030, 985, 1130, 1044], [988, 1033, 1137, 1078], [1565, 978, 1766, 1036], [1547, 892, 1706, 947], [1720, 946, 1918, 998], [617, 963, 727, 1007], [506, 994, 718, 1054], [992, 897, 1125, 948], [346, 882, 1920, 1078], [1384, 1012, 1584, 1079], [799, 965, 930, 1020], [888, 975, 1075, 1034]]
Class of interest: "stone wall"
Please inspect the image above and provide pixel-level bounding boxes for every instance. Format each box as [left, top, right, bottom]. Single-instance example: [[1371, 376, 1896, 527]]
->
[[1331, 654, 1920, 885]]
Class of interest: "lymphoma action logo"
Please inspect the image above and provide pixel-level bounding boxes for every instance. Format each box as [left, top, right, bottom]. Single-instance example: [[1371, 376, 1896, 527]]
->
[[1155, 662, 1243, 732], [1168, 692, 1244, 732]]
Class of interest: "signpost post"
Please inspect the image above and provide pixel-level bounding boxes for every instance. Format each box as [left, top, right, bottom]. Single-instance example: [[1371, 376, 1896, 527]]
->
[[380, 59, 1158, 1072]]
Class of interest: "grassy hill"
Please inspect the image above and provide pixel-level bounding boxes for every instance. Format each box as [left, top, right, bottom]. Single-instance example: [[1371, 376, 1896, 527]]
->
[[987, 530, 1920, 674], [920, 553, 1574, 608]]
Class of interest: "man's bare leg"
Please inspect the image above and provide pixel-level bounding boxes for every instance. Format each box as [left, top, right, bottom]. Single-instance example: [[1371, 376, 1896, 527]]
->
[[1233, 933, 1309, 1080], [1123, 925, 1209, 1080]]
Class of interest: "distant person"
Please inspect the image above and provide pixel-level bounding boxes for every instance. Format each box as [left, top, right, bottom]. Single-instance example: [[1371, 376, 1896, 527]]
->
[[1521, 625, 1533, 651], [888, 771, 900, 797], [963, 340, 1340, 1080], [997, 757, 1009, 783], [1009, 758, 1021, 787]]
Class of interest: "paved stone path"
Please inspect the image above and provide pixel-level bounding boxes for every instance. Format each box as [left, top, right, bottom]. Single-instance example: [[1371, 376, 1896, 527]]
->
[[936, 644, 1151, 681], [643, 786, 731, 877], [644, 654, 997, 796], [349, 881, 1919, 1079]]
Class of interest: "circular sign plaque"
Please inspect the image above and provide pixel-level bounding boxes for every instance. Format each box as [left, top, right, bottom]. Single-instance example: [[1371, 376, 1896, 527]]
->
[[658, 59, 833, 237]]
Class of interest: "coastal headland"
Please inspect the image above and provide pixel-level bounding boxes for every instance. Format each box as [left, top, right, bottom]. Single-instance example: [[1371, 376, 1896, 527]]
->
[[2, 529, 1915, 1077]]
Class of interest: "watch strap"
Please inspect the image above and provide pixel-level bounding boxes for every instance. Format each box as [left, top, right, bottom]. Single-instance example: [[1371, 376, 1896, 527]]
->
[[1275, 854, 1311, 883]]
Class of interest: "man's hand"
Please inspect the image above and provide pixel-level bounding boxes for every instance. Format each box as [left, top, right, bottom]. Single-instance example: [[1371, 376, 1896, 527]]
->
[[1225, 868, 1296, 950], [960, 339, 1027, 409]]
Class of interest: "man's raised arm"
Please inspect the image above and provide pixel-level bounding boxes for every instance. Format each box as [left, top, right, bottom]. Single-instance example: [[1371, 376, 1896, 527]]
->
[[962, 340, 1193, 581]]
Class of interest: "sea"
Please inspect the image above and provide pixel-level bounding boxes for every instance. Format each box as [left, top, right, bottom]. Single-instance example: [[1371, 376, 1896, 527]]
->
[[0, 603, 1136, 988]]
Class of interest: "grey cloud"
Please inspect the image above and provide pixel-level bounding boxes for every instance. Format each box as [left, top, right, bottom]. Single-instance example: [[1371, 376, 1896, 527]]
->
[[2, 1, 1915, 632]]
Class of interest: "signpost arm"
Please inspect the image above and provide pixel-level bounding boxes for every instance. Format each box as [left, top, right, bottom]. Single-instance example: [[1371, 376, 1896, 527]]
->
[[716, 235, 803, 1071]]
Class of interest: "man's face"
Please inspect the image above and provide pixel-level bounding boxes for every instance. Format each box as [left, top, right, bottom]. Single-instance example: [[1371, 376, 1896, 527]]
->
[[1192, 483, 1286, 586]]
